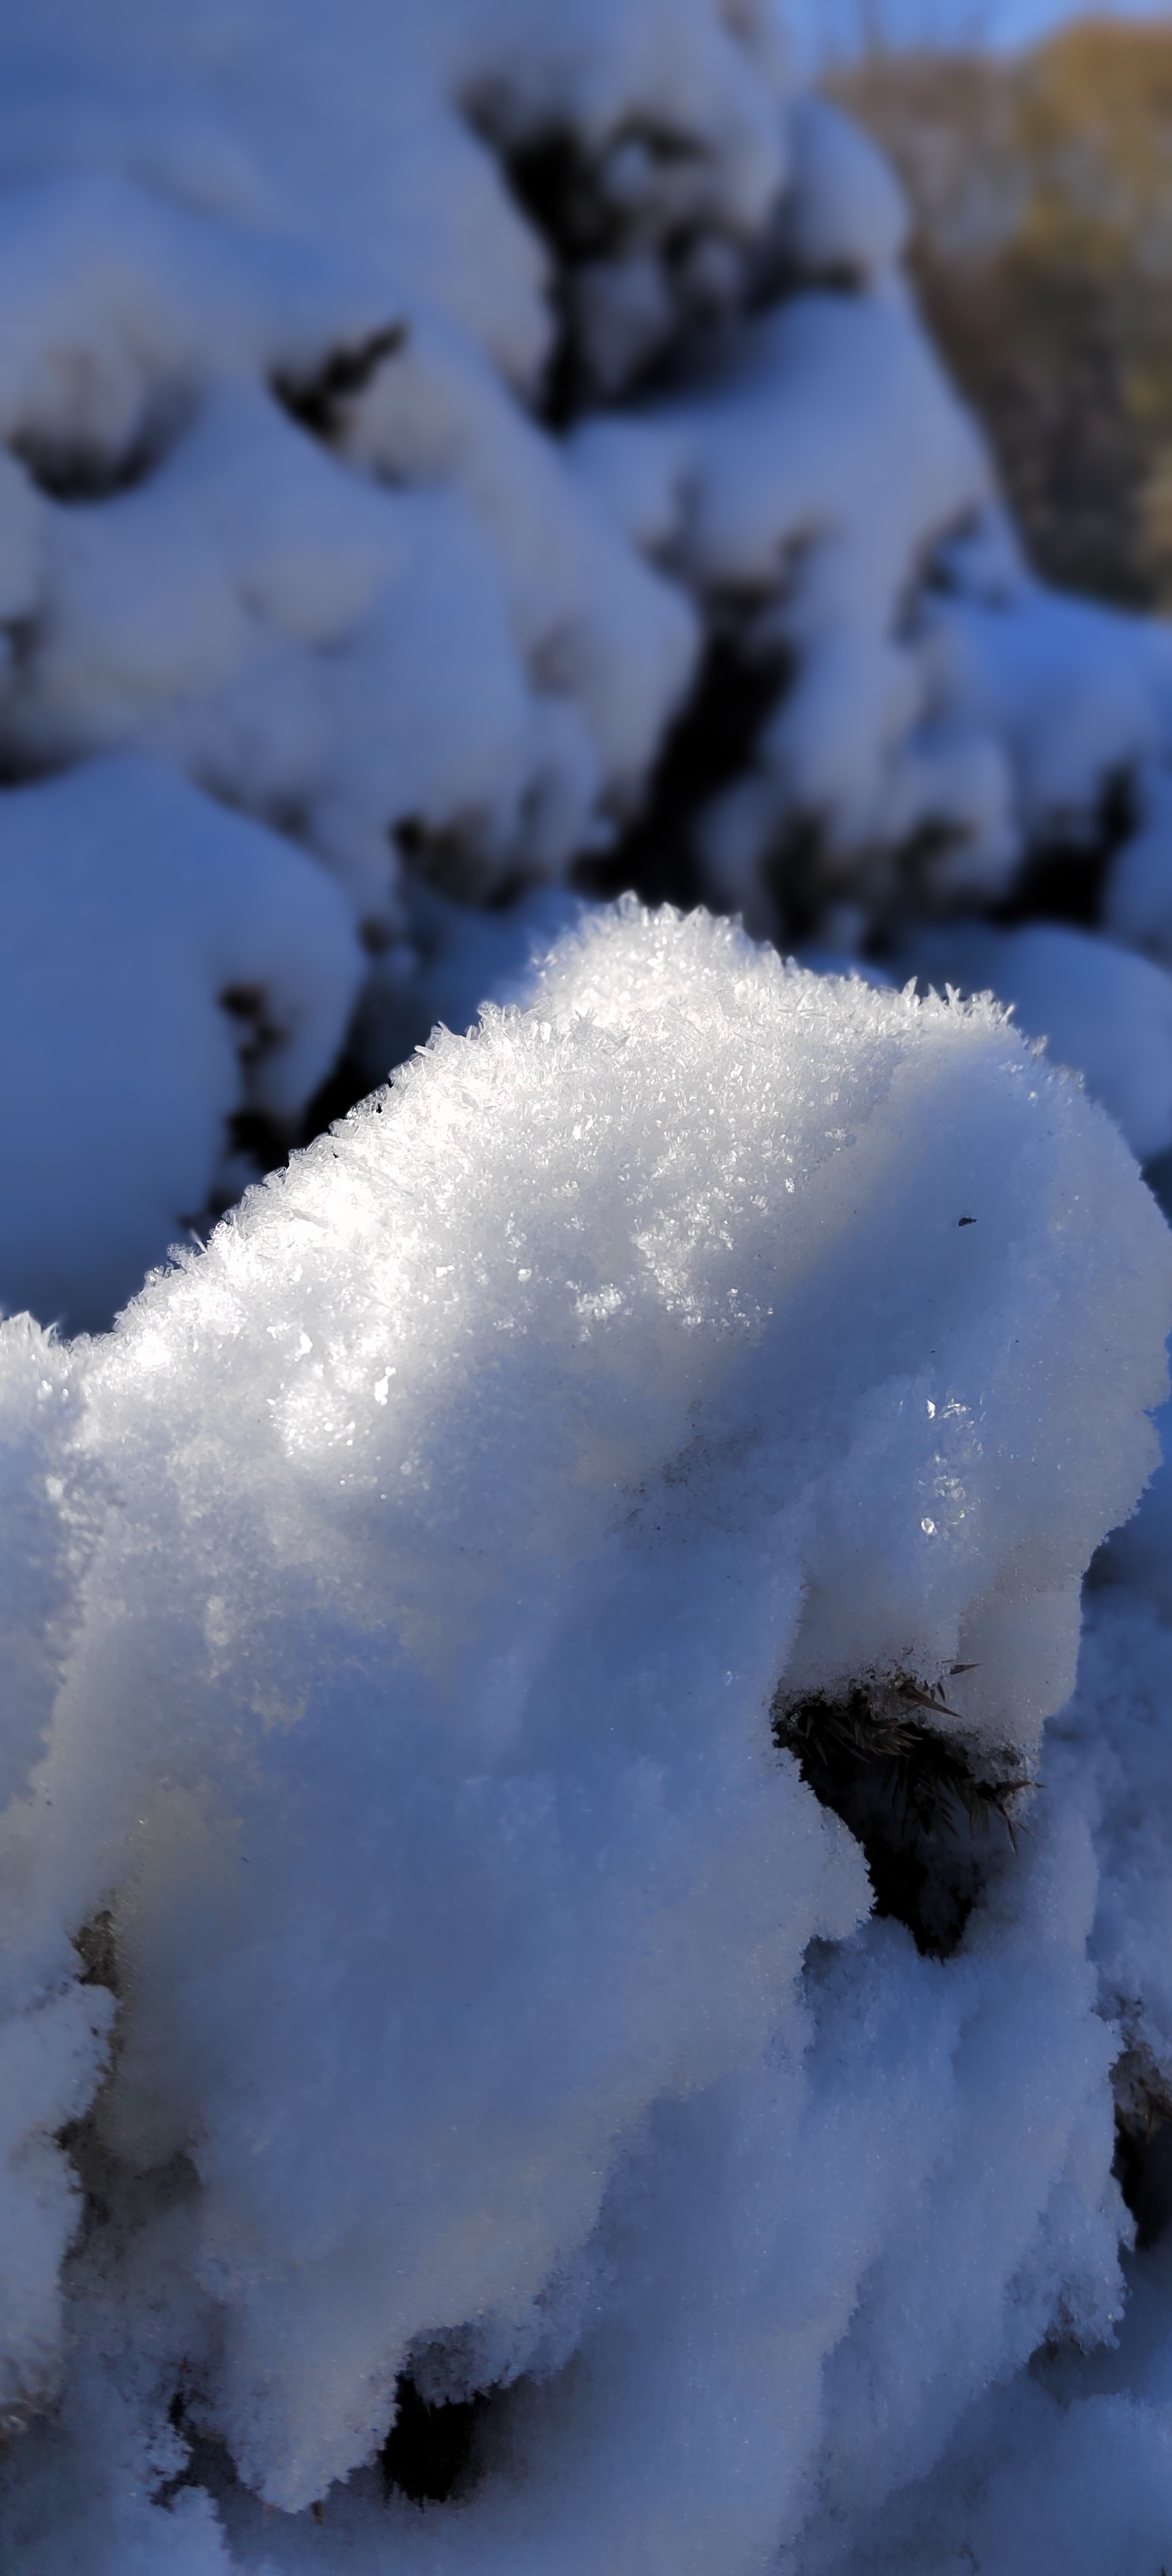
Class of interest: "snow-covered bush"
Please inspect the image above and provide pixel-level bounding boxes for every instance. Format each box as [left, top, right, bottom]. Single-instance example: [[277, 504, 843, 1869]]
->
[[0, 903, 1170, 2571], [7, 3, 1172, 2567], [5, 0, 1172, 1322]]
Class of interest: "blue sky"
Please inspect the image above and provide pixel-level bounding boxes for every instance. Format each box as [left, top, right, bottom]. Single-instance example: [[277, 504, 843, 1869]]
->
[[790, 1, 1172, 65], [994, 0, 1167, 36]]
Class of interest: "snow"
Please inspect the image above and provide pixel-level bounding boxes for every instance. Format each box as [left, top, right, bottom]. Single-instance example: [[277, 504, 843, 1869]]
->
[[926, 583, 1172, 856], [572, 284, 1006, 920], [4, 0, 1172, 2564], [828, 1564, 1172, 2574], [778, 93, 911, 282], [0, 0, 1166, 1161], [1105, 761, 1172, 967], [0, 905, 1169, 2568], [0, 755, 362, 1331], [893, 919, 1172, 1166]]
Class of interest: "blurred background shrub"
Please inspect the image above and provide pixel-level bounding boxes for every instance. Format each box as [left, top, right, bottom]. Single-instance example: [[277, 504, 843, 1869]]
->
[[830, 11, 1172, 608]]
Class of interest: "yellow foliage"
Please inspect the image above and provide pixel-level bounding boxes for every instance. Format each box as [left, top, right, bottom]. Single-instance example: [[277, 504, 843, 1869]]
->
[[836, 19, 1172, 607], [1013, 20, 1172, 273]]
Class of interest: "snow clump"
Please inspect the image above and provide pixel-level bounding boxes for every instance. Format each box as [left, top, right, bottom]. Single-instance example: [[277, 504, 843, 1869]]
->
[[0, 903, 1168, 2571]]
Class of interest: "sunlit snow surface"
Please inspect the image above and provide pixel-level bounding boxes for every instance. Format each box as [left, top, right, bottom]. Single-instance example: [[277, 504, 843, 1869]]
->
[[0, 906, 1170, 2571]]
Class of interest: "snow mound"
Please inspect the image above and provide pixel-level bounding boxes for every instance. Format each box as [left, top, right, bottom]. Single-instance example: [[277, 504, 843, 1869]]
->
[[0, 905, 1167, 2567]]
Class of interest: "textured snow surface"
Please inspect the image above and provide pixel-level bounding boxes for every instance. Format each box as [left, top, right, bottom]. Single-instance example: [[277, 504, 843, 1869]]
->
[[0, 907, 1170, 2569]]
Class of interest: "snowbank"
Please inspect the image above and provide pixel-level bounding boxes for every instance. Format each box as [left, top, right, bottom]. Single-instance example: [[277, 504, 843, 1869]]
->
[[0, 905, 1167, 2569]]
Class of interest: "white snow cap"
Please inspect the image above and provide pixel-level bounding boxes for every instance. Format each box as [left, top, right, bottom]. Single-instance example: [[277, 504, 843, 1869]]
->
[[0, 905, 1167, 2565], [0, 755, 362, 1331], [894, 918, 1172, 1167], [780, 93, 911, 283]]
